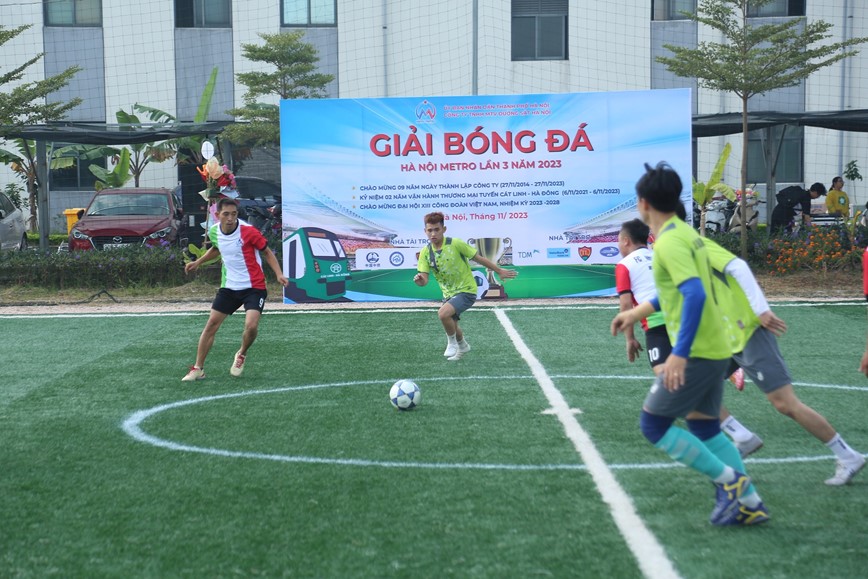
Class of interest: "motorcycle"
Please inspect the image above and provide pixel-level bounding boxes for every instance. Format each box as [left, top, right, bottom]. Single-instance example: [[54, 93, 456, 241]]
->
[[702, 196, 737, 235], [245, 203, 282, 238], [728, 192, 763, 234]]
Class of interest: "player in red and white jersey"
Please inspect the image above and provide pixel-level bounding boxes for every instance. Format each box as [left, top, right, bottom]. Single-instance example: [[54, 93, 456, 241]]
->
[[181, 198, 288, 381]]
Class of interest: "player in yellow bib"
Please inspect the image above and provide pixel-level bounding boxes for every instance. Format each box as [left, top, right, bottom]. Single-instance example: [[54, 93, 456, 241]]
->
[[703, 235, 865, 485], [414, 211, 517, 361], [612, 162, 768, 526]]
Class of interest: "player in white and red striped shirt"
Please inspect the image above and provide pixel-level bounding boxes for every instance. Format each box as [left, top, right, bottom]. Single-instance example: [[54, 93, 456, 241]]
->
[[182, 198, 288, 381]]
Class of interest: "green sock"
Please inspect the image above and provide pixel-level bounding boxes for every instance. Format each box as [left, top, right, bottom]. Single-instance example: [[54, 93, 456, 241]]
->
[[704, 432, 758, 498], [654, 426, 726, 479]]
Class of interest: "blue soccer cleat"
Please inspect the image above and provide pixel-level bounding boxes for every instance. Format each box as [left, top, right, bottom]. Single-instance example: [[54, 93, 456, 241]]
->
[[713, 502, 771, 526], [709, 471, 751, 525]]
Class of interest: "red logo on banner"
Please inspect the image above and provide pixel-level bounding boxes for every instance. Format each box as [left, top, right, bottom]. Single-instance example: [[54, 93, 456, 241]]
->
[[578, 246, 592, 261]]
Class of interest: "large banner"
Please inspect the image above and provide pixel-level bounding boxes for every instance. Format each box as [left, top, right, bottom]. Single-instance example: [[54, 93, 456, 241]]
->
[[279, 89, 692, 303]]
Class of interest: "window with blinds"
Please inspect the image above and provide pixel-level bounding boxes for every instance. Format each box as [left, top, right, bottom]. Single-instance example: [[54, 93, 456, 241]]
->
[[511, 0, 567, 61]]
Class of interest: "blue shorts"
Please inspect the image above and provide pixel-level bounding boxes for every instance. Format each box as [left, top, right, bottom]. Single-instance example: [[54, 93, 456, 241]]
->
[[212, 287, 267, 315]]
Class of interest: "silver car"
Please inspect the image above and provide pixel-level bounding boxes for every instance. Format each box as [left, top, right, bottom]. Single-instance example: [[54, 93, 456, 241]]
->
[[0, 191, 27, 251]]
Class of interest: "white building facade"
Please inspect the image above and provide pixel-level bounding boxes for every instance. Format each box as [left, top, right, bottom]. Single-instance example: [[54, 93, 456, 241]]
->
[[2, 1, 866, 230]]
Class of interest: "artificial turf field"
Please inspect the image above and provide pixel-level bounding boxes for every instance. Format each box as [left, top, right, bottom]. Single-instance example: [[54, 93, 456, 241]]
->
[[1, 300, 867, 578]]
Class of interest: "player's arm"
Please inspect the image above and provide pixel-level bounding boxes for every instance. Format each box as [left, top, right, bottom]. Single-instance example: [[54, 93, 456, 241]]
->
[[618, 292, 643, 362], [413, 271, 429, 286], [261, 246, 289, 287], [659, 278, 704, 392], [185, 245, 220, 273], [470, 253, 518, 279], [723, 257, 787, 336], [611, 300, 656, 336], [802, 198, 813, 225]]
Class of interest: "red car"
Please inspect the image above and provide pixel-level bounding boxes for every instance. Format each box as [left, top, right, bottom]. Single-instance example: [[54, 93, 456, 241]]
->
[[68, 187, 188, 251]]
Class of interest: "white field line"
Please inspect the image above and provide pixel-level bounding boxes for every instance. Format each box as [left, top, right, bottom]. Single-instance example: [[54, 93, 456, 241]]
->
[[492, 309, 681, 579], [120, 374, 866, 471], [1, 298, 864, 319]]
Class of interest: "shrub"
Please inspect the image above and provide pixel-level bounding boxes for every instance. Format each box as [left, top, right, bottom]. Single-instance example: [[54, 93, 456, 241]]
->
[[0, 246, 192, 289]]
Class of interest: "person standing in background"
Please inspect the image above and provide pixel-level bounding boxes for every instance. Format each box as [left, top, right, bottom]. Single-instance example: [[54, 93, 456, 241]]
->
[[826, 176, 850, 218]]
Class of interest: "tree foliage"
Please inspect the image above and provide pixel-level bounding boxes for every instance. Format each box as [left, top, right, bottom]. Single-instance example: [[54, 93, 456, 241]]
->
[[0, 24, 83, 231], [693, 143, 735, 235], [657, 0, 868, 257], [0, 24, 82, 129], [133, 67, 220, 167], [223, 31, 334, 148]]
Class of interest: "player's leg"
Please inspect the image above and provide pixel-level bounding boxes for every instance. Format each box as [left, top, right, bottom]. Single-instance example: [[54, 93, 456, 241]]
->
[[740, 327, 865, 484], [641, 360, 755, 514], [644, 358, 766, 524], [442, 293, 476, 360], [183, 289, 235, 381], [718, 356, 763, 457], [231, 289, 267, 377], [766, 384, 865, 484], [438, 301, 460, 356], [183, 308, 228, 381]]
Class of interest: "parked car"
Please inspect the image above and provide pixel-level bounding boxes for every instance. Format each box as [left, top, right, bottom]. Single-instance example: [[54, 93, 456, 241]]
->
[[234, 176, 281, 221], [68, 187, 188, 251], [0, 190, 27, 251]]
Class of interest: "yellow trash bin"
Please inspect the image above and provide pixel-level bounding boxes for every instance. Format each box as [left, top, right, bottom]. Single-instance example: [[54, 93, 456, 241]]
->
[[64, 208, 85, 234]]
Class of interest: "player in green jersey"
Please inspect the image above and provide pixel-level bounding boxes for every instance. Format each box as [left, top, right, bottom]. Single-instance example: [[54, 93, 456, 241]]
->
[[702, 235, 865, 485], [612, 162, 768, 526], [414, 211, 517, 361]]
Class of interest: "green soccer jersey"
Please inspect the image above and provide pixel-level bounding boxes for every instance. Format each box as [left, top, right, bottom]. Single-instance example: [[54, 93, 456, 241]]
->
[[702, 238, 762, 353], [652, 216, 732, 360], [417, 237, 478, 299]]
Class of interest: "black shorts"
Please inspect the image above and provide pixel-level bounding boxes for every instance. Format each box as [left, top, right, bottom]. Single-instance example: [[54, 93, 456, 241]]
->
[[644, 325, 672, 368], [211, 287, 267, 315]]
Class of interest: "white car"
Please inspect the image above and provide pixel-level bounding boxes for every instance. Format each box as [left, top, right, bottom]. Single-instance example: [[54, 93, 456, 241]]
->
[[0, 191, 27, 251]]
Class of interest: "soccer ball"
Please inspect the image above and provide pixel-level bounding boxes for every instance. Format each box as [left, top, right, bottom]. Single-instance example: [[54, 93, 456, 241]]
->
[[389, 379, 421, 410]]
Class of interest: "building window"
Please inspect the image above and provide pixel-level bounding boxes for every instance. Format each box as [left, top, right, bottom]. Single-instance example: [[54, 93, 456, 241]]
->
[[512, 0, 567, 61], [282, 0, 336, 26], [746, 125, 803, 184], [747, 0, 804, 17], [50, 148, 106, 191], [44, 0, 102, 26], [176, 0, 231, 28], [651, 0, 695, 21], [652, 0, 804, 21]]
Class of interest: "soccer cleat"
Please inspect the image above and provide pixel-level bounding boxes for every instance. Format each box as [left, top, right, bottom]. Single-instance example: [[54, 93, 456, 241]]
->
[[736, 434, 764, 459], [230, 351, 246, 377], [443, 342, 458, 357], [714, 501, 771, 526], [709, 471, 751, 525], [457, 340, 471, 354], [181, 366, 205, 382], [825, 455, 866, 486], [729, 367, 745, 391]]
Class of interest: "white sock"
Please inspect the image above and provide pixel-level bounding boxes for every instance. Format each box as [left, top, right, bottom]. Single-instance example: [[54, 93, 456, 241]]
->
[[721, 415, 754, 443], [446, 334, 457, 344], [713, 465, 735, 484], [826, 433, 862, 463]]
